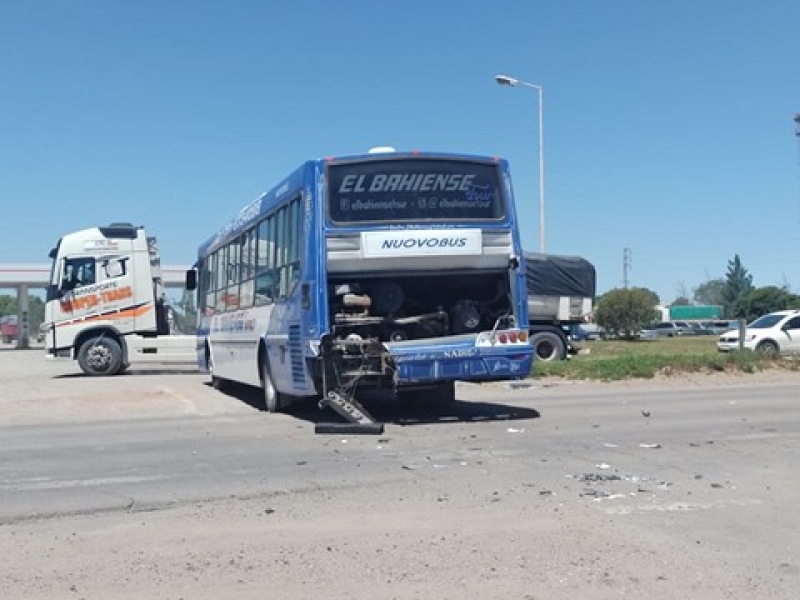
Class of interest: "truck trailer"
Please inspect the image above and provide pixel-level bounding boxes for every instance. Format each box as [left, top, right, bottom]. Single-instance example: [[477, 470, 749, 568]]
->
[[525, 252, 597, 361], [41, 223, 197, 375]]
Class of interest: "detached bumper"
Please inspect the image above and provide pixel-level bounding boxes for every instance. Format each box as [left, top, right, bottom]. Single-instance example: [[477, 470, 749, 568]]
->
[[386, 334, 533, 384]]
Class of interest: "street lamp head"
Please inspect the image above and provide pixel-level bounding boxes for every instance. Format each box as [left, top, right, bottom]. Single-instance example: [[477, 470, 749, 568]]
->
[[495, 74, 518, 87]]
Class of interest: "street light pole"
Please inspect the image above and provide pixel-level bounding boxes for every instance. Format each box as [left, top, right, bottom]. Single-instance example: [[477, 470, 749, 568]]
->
[[495, 74, 545, 253]]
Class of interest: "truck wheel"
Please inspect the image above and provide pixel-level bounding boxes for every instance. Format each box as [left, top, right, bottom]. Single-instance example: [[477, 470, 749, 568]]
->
[[77, 336, 123, 376], [261, 358, 291, 413], [530, 331, 566, 362]]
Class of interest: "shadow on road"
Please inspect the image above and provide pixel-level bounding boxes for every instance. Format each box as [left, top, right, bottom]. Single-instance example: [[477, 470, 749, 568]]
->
[[210, 381, 540, 428], [53, 368, 201, 379]]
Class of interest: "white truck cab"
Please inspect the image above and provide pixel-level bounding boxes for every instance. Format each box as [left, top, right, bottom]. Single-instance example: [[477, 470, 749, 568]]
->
[[41, 223, 196, 375]]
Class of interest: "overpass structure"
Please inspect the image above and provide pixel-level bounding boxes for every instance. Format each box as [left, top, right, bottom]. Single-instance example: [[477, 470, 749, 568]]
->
[[0, 263, 190, 349]]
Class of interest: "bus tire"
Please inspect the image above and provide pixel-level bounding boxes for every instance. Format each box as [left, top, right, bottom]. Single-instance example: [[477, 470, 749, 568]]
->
[[77, 336, 124, 376], [261, 358, 290, 413], [530, 331, 566, 362], [399, 382, 455, 407], [206, 344, 228, 391], [431, 381, 456, 406]]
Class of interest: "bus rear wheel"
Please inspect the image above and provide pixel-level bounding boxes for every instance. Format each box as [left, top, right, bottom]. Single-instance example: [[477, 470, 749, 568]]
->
[[78, 336, 123, 376], [261, 359, 291, 413], [399, 381, 455, 408], [206, 348, 227, 391]]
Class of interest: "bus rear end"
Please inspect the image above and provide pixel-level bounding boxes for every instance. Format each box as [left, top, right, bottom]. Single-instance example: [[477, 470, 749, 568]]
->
[[318, 152, 533, 404]]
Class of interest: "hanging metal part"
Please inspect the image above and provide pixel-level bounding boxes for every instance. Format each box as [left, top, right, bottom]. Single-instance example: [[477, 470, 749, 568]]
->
[[316, 389, 383, 434], [314, 334, 391, 435]]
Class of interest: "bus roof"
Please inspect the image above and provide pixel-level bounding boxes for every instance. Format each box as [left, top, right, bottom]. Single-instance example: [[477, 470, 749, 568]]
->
[[196, 150, 506, 258]]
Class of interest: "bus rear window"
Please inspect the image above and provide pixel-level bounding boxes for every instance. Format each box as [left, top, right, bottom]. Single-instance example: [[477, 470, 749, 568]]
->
[[327, 159, 505, 223]]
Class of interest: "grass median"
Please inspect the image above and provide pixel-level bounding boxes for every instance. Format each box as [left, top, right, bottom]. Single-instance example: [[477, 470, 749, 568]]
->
[[532, 336, 800, 381]]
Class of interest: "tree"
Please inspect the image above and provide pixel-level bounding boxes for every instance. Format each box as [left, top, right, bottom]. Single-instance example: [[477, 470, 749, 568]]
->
[[731, 286, 800, 322], [674, 281, 691, 305], [0, 295, 15, 317], [595, 287, 660, 339], [693, 278, 726, 307], [722, 255, 754, 316]]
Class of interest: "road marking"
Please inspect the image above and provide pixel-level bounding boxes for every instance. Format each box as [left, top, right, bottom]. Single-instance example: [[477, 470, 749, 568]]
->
[[1, 475, 166, 491], [601, 498, 763, 515]]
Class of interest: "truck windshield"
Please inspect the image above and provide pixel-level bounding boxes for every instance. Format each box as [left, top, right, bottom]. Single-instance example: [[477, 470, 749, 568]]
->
[[327, 158, 505, 224]]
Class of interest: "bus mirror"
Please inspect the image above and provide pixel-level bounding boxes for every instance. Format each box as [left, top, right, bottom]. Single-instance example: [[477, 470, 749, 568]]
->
[[509, 256, 519, 270], [302, 283, 311, 310], [185, 269, 197, 291]]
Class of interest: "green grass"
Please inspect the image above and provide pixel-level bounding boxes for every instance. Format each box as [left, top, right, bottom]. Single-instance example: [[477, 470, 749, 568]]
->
[[532, 336, 800, 381]]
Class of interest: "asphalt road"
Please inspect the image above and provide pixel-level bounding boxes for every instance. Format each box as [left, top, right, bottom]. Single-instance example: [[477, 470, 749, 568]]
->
[[1, 348, 799, 599]]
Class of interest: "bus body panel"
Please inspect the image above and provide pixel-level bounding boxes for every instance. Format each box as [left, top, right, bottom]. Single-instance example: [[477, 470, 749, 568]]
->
[[198, 163, 321, 396]]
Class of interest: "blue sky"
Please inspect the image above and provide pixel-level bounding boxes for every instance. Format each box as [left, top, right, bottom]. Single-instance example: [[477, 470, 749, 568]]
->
[[1, 1, 798, 304]]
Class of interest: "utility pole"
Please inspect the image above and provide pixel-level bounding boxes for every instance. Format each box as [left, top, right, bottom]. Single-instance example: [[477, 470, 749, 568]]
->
[[623, 248, 632, 289], [795, 114, 800, 224]]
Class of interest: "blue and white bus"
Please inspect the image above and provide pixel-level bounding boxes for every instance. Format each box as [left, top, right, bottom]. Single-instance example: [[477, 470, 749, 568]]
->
[[189, 149, 533, 423]]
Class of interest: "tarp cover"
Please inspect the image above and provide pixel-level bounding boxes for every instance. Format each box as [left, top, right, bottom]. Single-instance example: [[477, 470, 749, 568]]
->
[[524, 252, 596, 298]]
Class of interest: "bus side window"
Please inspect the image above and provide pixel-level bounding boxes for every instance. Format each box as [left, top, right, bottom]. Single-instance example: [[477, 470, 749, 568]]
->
[[255, 270, 277, 305]]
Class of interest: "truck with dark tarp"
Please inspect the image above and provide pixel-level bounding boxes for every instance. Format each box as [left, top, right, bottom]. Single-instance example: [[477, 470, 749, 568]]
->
[[525, 252, 597, 361]]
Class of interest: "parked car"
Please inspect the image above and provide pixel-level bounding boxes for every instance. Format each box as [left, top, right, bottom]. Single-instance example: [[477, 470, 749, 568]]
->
[[717, 309, 800, 357], [639, 321, 685, 339], [701, 320, 743, 335], [569, 323, 604, 341], [686, 322, 714, 335]]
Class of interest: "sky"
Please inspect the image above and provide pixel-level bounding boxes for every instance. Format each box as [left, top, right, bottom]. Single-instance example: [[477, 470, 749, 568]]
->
[[1, 1, 799, 305]]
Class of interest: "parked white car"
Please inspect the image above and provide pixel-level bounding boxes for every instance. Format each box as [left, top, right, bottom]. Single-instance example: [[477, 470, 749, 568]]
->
[[717, 309, 800, 357]]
